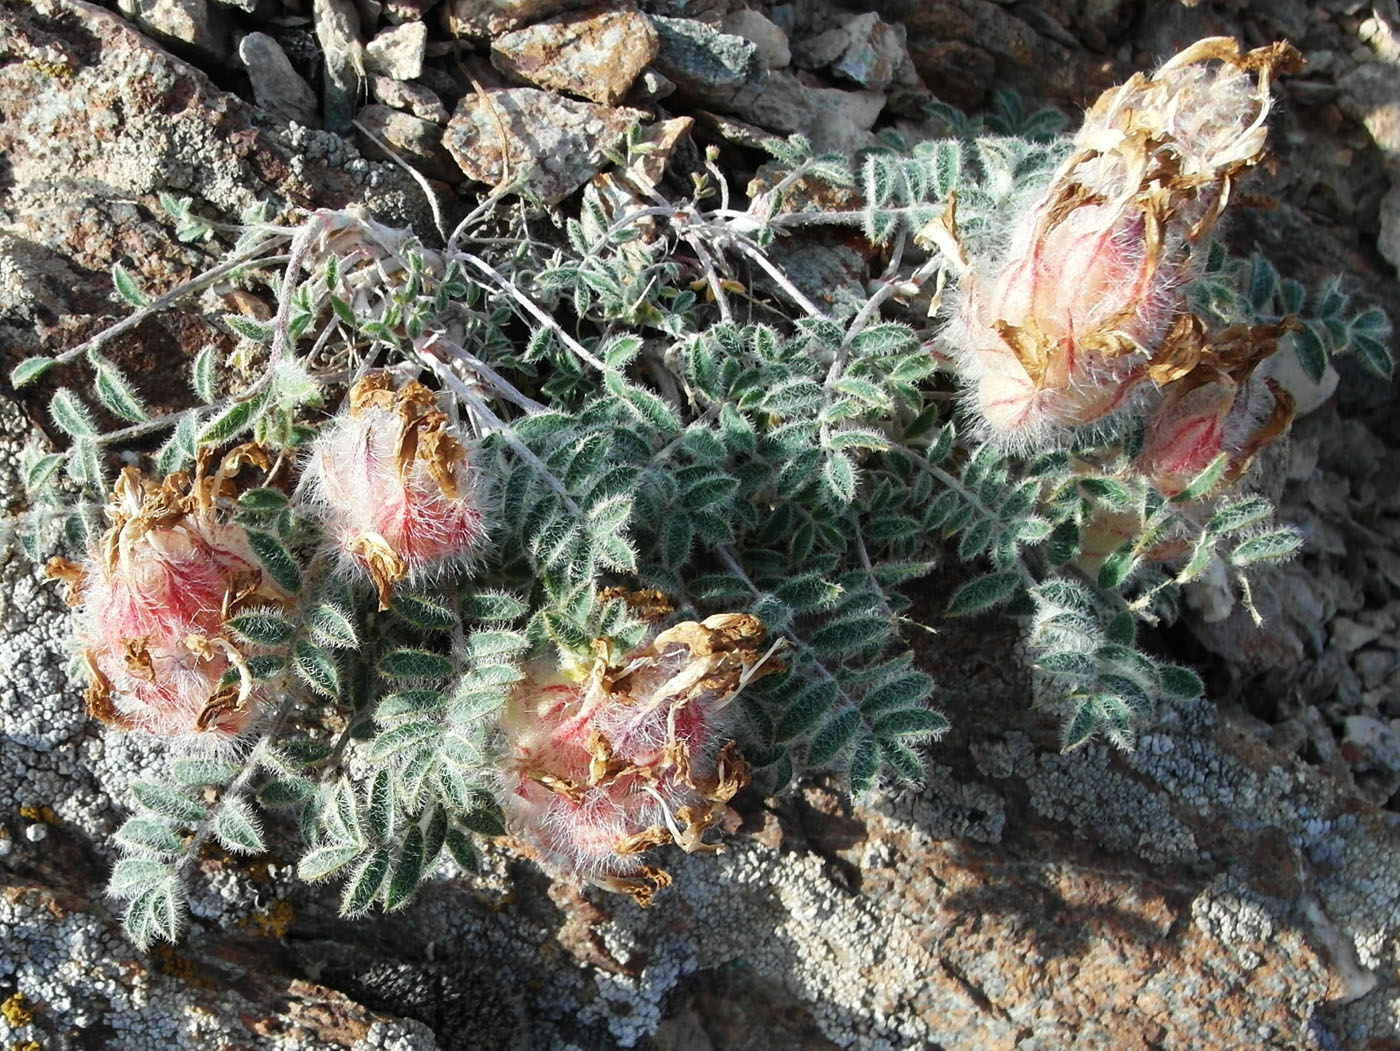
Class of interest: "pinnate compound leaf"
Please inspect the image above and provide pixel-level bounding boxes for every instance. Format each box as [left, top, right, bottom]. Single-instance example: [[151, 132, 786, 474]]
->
[[945, 571, 1020, 616], [246, 530, 301, 594], [131, 781, 208, 825], [213, 800, 265, 855], [92, 355, 148, 423], [50, 388, 98, 438], [847, 736, 882, 795], [293, 641, 339, 697], [11, 356, 53, 388], [171, 757, 241, 786], [299, 843, 364, 882], [115, 817, 182, 856], [807, 708, 861, 766], [306, 604, 358, 649], [378, 649, 454, 680], [1229, 529, 1302, 567], [873, 708, 949, 740]]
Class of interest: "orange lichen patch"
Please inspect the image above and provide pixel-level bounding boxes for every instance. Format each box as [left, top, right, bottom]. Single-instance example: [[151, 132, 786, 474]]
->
[[150, 943, 217, 990], [499, 614, 782, 900], [1, 993, 35, 1028], [242, 898, 295, 939], [16, 806, 58, 826]]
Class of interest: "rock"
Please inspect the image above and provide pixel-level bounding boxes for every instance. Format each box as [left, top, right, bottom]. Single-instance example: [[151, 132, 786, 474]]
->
[[1380, 183, 1400, 275], [720, 8, 790, 71], [314, 0, 366, 132], [1263, 340, 1340, 417], [369, 74, 450, 124], [629, 67, 676, 103], [381, 0, 433, 23], [238, 31, 321, 128], [491, 6, 659, 107], [908, 39, 995, 110], [443, 87, 644, 204], [874, 0, 1098, 107], [1339, 61, 1400, 164], [1333, 616, 1383, 654], [444, 0, 588, 39], [0, 0, 426, 399], [795, 11, 915, 92], [1355, 649, 1398, 692], [650, 14, 759, 106], [831, 12, 915, 92], [356, 104, 460, 181], [115, 0, 228, 63], [365, 20, 428, 81], [737, 71, 886, 153]]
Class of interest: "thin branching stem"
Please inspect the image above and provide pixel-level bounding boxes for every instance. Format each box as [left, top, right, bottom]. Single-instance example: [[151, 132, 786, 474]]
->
[[52, 237, 291, 367], [455, 251, 609, 373]]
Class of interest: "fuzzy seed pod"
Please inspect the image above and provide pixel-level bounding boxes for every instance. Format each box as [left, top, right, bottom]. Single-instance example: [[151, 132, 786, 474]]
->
[[49, 445, 289, 738], [297, 373, 488, 610], [935, 38, 1302, 450], [497, 607, 778, 904]]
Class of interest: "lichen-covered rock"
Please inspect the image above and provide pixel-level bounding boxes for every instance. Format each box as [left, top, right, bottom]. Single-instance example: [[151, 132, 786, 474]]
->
[[491, 5, 659, 107], [238, 31, 320, 128], [443, 87, 644, 204]]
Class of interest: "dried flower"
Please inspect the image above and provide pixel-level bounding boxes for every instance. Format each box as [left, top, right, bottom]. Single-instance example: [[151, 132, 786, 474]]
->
[[298, 372, 489, 610], [1135, 320, 1294, 495], [50, 445, 288, 737], [936, 38, 1302, 448], [496, 608, 779, 904]]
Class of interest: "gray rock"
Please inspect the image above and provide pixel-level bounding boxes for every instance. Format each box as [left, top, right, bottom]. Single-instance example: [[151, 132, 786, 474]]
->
[[630, 67, 677, 103], [365, 20, 427, 81], [443, 0, 588, 39], [369, 74, 450, 124], [1333, 616, 1383, 654], [1339, 60, 1400, 164], [720, 8, 790, 71], [443, 87, 644, 204], [1380, 182, 1400, 276], [314, 0, 367, 132], [829, 12, 915, 92], [650, 13, 759, 106], [238, 31, 320, 127], [737, 70, 885, 153], [115, 0, 228, 62], [492, 5, 659, 106], [1355, 649, 1398, 692], [356, 103, 460, 181]]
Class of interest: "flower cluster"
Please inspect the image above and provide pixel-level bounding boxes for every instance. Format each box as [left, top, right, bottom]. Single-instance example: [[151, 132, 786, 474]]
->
[[939, 37, 1303, 485], [297, 372, 489, 610], [496, 601, 778, 903], [49, 445, 289, 738]]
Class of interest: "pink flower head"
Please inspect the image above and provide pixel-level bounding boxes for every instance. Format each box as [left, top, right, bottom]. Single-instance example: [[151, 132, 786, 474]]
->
[[1136, 320, 1294, 495], [298, 373, 488, 610], [937, 38, 1302, 448], [497, 605, 777, 904], [51, 446, 290, 737]]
